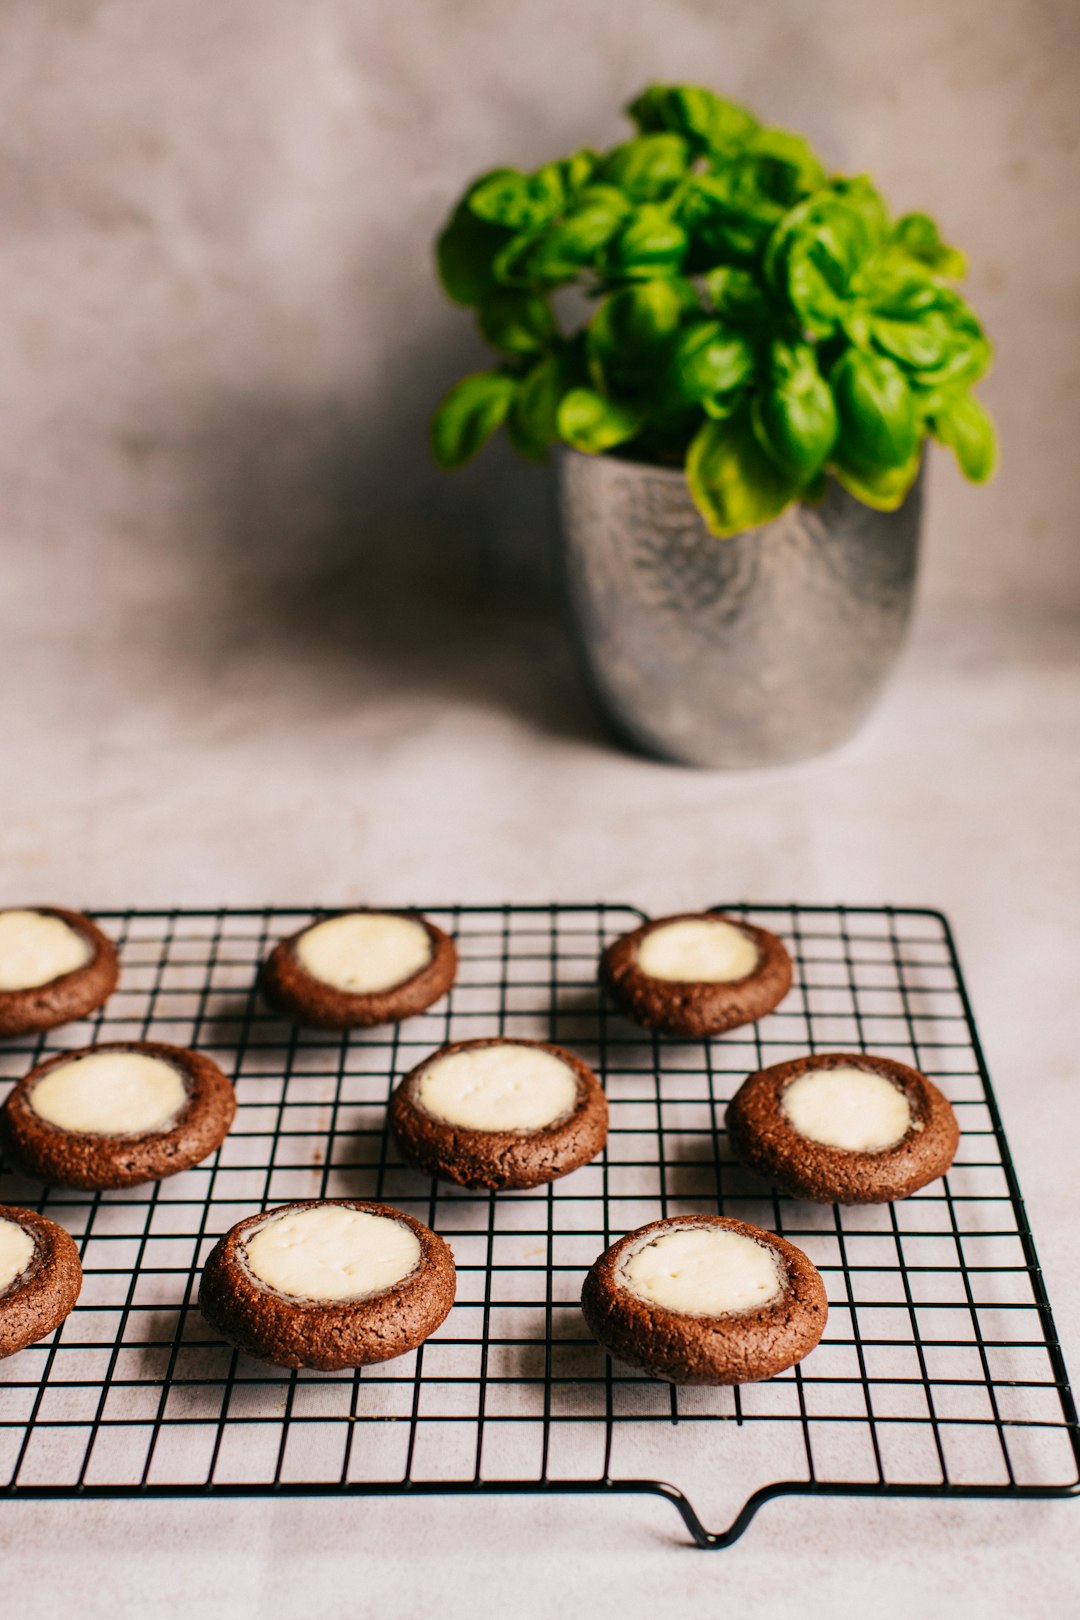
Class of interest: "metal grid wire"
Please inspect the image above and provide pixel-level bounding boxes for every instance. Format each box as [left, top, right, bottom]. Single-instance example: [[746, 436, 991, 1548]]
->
[[0, 904, 1076, 1547]]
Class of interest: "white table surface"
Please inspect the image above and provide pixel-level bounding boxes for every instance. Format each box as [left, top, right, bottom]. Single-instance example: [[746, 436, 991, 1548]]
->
[[2, 586, 1077, 1618]]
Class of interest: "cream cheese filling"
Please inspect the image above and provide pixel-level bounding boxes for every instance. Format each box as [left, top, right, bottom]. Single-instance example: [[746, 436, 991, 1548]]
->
[[0, 909, 92, 992], [295, 913, 433, 995], [636, 917, 759, 983], [620, 1226, 784, 1316], [0, 1218, 35, 1294], [29, 1050, 188, 1136], [781, 1065, 914, 1152], [242, 1205, 421, 1302], [416, 1043, 578, 1132]]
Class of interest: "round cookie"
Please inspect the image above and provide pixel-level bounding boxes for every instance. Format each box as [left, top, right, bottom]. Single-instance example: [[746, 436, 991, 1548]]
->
[[390, 1036, 608, 1191], [2, 1041, 237, 1190], [726, 1051, 960, 1204], [581, 1214, 827, 1384], [600, 912, 792, 1037], [0, 907, 119, 1038], [199, 1199, 456, 1370], [260, 910, 456, 1030], [0, 1204, 83, 1358]]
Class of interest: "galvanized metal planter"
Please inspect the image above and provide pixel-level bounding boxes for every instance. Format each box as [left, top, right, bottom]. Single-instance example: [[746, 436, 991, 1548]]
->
[[558, 449, 922, 768]]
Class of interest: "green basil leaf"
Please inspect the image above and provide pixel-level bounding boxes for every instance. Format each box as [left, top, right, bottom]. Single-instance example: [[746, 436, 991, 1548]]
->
[[858, 261, 944, 316], [830, 348, 917, 470], [686, 413, 798, 537], [900, 328, 990, 396], [869, 311, 953, 371], [477, 289, 556, 356], [830, 176, 891, 243], [436, 176, 516, 306], [669, 321, 755, 405], [714, 166, 789, 227], [523, 188, 631, 281], [840, 307, 874, 349], [532, 161, 572, 208], [468, 167, 564, 232], [505, 352, 562, 460], [604, 204, 689, 279], [929, 391, 997, 482], [587, 279, 688, 393], [555, 148, 600, 197], [765, 189, 881, 336], [431, 371, 518, 468], [701, 389, 748, 421], [783, 239, 856, 336], [702, 266, 771, 324], [830, 449, 921, 511], [557, 387, 645, 453], [893, 212, 967, 279], [688, 220, 765, 265], [504, 413, 547, 463], [627, 84, 759, 154], [913, 315, 991, 391], [492, 232, 538, 287], [741, 127, 828, 203], [855, 267, 991, 385], [597, 134, 690, 201], [751, 343, 838, 480], [679, 171, 784, 264], [921, 336, 992, 392], [579, 183, 636, 212]]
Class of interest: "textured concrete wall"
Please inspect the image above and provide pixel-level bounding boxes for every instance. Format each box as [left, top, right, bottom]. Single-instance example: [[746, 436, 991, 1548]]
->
[[1, 0, 1078, 632]]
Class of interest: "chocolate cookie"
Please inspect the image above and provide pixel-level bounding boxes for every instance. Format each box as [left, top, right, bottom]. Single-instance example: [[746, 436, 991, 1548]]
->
[[600, 911, 792, 1037], [260, 910, 457, 1030], [199, 1199, 456, 1370], [726, 1051, 960, 1204], [0, 907, 119, 1038], [2, 1041, 237, 1190], [0, 1204, 83, 1358], [581, 1214, 827, 1384], [390, 1036, 608, 1191]]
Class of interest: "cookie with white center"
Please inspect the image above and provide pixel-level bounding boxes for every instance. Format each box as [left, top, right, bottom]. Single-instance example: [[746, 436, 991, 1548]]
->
[[726, 1051, 960, 1204], [2, 1041, 237, 1189], [390, 1036, 608, 1191], [199, 1199, 456, 1370], [600, 911, 792, 1037], [0, 907, 119, 1038], [260, 910, 456, 1030], [581, 1214, 827, 1384], [0, 1205, 83, 1359]]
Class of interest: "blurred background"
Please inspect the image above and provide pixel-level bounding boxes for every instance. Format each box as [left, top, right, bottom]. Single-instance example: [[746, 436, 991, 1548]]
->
[[2, 0, 1077, 632], [0, 0, 1077, 913]]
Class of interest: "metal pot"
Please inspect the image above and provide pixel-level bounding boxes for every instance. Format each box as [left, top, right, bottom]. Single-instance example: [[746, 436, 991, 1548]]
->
[[558, 449, 922, 768]]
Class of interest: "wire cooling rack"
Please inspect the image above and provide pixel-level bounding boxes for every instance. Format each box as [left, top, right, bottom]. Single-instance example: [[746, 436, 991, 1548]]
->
[[0, 904, 1076, 1547]]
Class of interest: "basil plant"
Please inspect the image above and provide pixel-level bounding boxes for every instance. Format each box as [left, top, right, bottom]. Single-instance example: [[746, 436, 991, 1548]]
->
[[431, 84, 996, 537]]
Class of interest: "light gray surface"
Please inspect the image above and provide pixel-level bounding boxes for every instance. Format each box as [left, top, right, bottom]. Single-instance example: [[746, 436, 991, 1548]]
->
[[2, 0, 1078, 1609], [1, 583, 1077, 1615]]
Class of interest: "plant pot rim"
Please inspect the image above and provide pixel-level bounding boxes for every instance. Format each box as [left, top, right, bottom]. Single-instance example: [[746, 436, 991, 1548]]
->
[[557, 445, 689, 480], [559, 444, 928, 511]]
